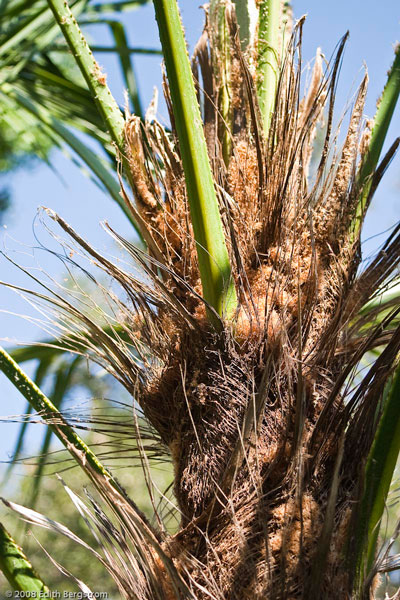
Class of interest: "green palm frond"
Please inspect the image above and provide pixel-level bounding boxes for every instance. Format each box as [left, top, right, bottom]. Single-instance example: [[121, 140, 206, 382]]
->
[[0, 0, 154, 227], [86, 0, 151, 13], [353, 365, 400, 593], [352, 44, 400, 238], [107, 19, 143, 117]]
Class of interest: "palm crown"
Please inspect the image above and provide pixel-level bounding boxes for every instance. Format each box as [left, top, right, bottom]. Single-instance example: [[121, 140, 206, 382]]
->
[[1, 1, 400, 599]]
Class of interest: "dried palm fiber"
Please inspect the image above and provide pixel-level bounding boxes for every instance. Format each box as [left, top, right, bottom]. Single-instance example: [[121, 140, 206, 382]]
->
[[7, 6, 400, 600]]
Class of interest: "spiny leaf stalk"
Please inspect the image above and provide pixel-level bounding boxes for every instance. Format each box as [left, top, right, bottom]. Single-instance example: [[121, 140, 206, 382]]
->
[[0, 523, 48, 592], [257, 0, 281, 136], [46, 0, 126, 151], [0, 345, 116, 484], [152, 0, 237, 323]]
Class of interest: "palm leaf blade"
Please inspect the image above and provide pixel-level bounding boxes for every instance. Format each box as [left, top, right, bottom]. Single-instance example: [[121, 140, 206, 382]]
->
[[353, 365, 400, 589]]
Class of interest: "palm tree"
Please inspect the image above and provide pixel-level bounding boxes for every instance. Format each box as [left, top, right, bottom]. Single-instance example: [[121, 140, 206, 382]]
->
[[1, 0, 400, 598]]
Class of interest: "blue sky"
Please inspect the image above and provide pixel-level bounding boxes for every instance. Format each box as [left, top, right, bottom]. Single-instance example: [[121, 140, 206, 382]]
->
[[0, 0, 399, 470]]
